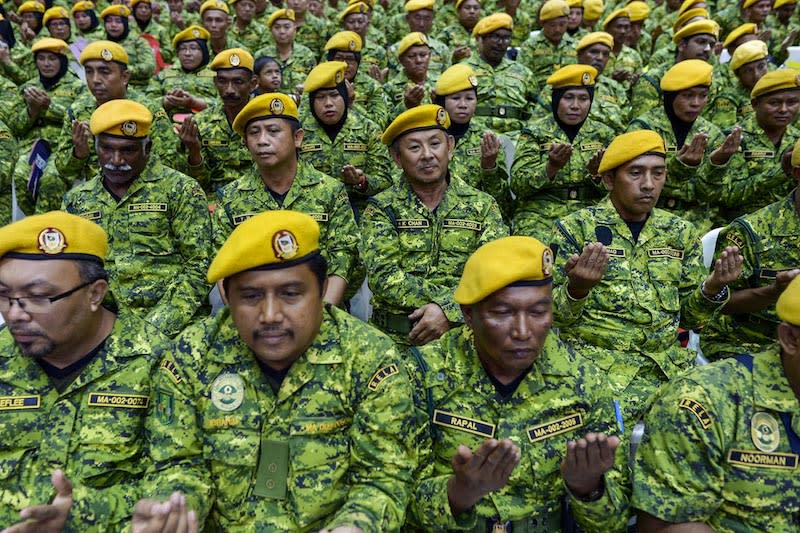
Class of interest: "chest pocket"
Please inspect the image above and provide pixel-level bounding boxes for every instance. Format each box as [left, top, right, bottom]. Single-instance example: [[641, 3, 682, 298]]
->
[[127, 205, 174, 256], [646, 248, 684, 312], [397, 220, 432, 269], [439, 220, 482, 254], [0, 400, 44, 481]]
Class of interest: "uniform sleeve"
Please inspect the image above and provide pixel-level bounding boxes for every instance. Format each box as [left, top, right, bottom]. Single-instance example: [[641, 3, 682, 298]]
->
[[678, 225, 728, 330], [549, 218, 590, 324], [720, 150, 790, 209], [211, 193, 235, 252], [361, 127, 394, 197], [478, 142, 512, 221], [323, 185, 361, 282], [510, 128, 548, 201], [715, 219, 757, 289], [130, 36, 157, 84], [53, 104, 88, 181], [629, 75, 660, 122]]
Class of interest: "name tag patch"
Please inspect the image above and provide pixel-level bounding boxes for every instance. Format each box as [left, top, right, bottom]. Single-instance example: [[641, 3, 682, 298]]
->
[[744, 150, 774, 159], [466, 147, 481, 156], [88, 393, 149, 409], [726, 233, 745, 248], [0, 395, 40, 410], [308, 213, 329, 222], [607, 248, 626, 257], [368, 364, 399, 391], [80, 211, 101, 221], [443, 219, 482, 231], [727, 449, 798, 470], [433, 409, 496, 438], [527, 412, 583, 442], [580, 142, 603, 152], [679, 398, 712, 428], [343, 143, 368, 152], [232, 213, 256, 226], [300, 143, 323, 153], [397, 219, 429, 229], [128, 203, 167, 213], [301, 417, 351, 433], [648, 248, 684, 260]]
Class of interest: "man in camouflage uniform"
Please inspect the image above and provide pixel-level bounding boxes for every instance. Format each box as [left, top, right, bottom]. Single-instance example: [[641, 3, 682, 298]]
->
[[62, 100, 212, 338], [100, 4, 156, 87], [212, 93, 360, 307], [602, 8, 642, 92], [254, 9, 318, 94], [549, 130, 743, 428], [360, 104, 507, 347], [0, 212, 168, 531], [518, 0, 578, 94], [633, 276, 800, 532], [200, 0, 245, 57], [575, 31, 629, 134], [0, 120, 17, 226], [406, 235, 631, 532], [322, 30, 387, 119], [228, 0, 268, 51], [382, 32, 436, 119], [388, 0, 450, 79], [707, 39, 769, 130], [340, 2, 389, 75], [141, 210, 420, 531], [287, 0, 329, 60]]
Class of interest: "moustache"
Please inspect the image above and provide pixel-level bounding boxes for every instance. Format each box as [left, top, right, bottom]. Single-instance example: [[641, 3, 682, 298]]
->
[[103, 163, 133, 172], [253, 327, 293, 339]]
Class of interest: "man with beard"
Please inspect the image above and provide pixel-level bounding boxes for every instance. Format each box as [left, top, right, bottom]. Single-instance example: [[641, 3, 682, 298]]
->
[[0, 211, 169, 531], [177, 48, 256, 198], [99, 4, 156, 87], [61, 100, 212, 338]]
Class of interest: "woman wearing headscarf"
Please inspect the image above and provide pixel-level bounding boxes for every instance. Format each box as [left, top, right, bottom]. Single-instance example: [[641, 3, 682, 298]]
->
[[0, 4, 37, 84], [511, 64, 614, 240], [71, 1, 104, 40], [131, 0, 173, 64], [628, 59, 736, 232], [100, 4, 156, 86]]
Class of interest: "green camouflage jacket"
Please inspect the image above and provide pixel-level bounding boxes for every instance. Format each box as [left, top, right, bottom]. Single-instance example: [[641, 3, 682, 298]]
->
[[254, 43, 318, 93], [517, 32, 578, 95], [114, 31, 157, 87], [147, 64, 218, 112], [229, 19, 270, 53], [0, 121, 17, 225]]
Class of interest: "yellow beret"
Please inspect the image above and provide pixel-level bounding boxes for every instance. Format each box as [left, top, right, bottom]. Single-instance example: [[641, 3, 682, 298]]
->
[[18, 1, 45, 14], [172, 25, 211, 48], [751, 69, 800, 99], [89, 99, 152, 138], [304, 61, 347, 93], [43, 6, 68, 24], [472, 13, 513, 36], [677, 0, 701, 15], [730, 39, 768, 70], [567, 0, 583, 8], [723, 23, 757, 48], [31, 37, 69, 55], [382, 104, 450, 145], [209, 47, 254, 71], [100, 4, 130, 18], [743, 0, 765, 8], [673, 18, 719, 43], [267, 8, 295, 27], [71, 1, 95, 15], [602, 7, 629, 27], [547, 64, 597, 88], [199, 0, 229, 16], [454, 236, 554, 304], [673, 8, 708, 31], [776, 275, 800, 325], [583, 0, 604, 19], [774, 0, 797, 8], [79, 40, 129, 65], [435, 63, 478, 95], [660, 59, 713, 91], [792, 137, 800, 166], [131, 0, 151, 7], [208, 210, 320, 283], [455, 0, 478, 9], [0, 211, 108, 263], [397, 31, 429, 57], [626, 1, 650, 21], [232, 93, 299, 137], [405, 0, 434, 11], [540, 0, 570, 21], [324, 31, 362, 52], [577, 31, 613, 51], [348, 0, 374, 7], [599, 130, 665, 173], [339, 1, 370, 19]]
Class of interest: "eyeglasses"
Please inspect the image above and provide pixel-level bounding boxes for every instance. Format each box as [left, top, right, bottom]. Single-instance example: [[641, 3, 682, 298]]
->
[[486, 32, 512, 43], [0, 280, 96, 314]]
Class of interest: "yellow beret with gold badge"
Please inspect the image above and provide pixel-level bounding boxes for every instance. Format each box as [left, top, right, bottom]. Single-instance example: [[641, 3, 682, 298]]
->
[[0, 211, 108, 263], [626, 1, 650, 21], [31, 37, 68, 55], [547, 64, 597, 88], [776, 275, 800, 325], [435, 63, 478, 96], [339, 1, 370, 19], [602, 7, 629, 27], [723, 22, 757, 48], [472, 13, 513, 36], [791, 137, 800, 166], [267, 8, 295, 27], [730, 39, 768, 70], [89, 99, 152, 137], [232, 92, 299, 137], [405, 0, 434, 11], [325, 31, 362, 52], [131, 0, 151, 8], [751, 69, 800, 99], [397, 31, 429, 56], [71, 1, 95, 15], [382, 103, 450, 145], [18, 1, 45, 14], [598, 130, 665, 173], [43, 6, 68, 25], [100, 4, 130, 18], [199, 0, 229, 16], [455, 236, 554, 304], [660, 59, 713, 91], [172, 25, 211, 48], [209, 47, 254, 71], [304, 61, 347, 93], [577, 31, 613, 51], [774, 0, 797, 8], [673, 18, 719, 43], [540, 0, 570, 21], [583, 0, 604, 20], [208, 210, 320, 282], [79, 40, 128, 65]]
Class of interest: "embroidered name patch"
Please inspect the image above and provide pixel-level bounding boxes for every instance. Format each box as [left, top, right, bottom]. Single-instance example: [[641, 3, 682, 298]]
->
[[443, 219, 482, 231], [433, 409, 496, 438], [301, 417, 351, 433], [727, 449, 798, 470], [726, 233, 745, 248], [397, 219, 429, 229], [580, 142, 603, 152], [128, 203, 167, 213], [0, 395, 40, 410], [88, 393, 149, 409], [744, 150, 774, 159], [343, 143, 368, 151], [232, 213, 256, 226], [648, 248, 684, 260], [368, 364, 399, 391], [607, 248, 626, 257], [160, 359, 183, 384], [679, 398, 712, 428], [80, 211, 101, 221], [466, 147, 481, 156], [208, 416, 240, 429], [308, 213, 329, 222], [527, 413, 584, 442], [300, 143, 323, 153]]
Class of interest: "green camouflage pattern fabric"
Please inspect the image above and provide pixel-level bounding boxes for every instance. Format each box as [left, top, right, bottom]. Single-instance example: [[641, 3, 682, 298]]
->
[[633, 345, 800, 532], [62, 161, 212, 338], [115, 31, 157, 87], [0, 120, 17, 226], [706, 72, 755, 130], [209, 36, 247, 59], [719, 114, 800, 220], [295, 13, 330, 59], [359, 176, 508, 338], [381, 73, 435, 122], [517, 32, 578, 95], [549, 197, 725, 424], [253, 43, 318, 93], [139, 20, 174, 64], [512, 115, 614, 241], [0, 312, 167, 532], [604, 45, 643, 92], [630, 63, 667, 124], [701, 192, 800, 359], [433, 22, 475, 52], [0, 43, 35, 86], [361, 40, 389, 72], [229, 19, 269, 53], [352, 70, 389, 120], [212, 162, 360, 283], [144, 305, 420, 532], [627, 108, 728, 233], [406, 327, 630, 532], [388, 36, 451, 81], [147, 64, 218, 116]]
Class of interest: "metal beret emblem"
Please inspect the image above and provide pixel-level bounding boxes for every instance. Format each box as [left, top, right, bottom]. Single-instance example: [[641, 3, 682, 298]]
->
[[270, 97, 285, 115], [121, 121, 138, 136], [38, 228, 67, 255], [335, 69, 344, 83], [348, 39, 356, 50], [582, 72, 591, 84], [192, 28, 200, 37], [229, 53, 241, 66], [468, 75, 478, 87], [542, 247, 554, 276], [272, 229, 298, 260], [436, 107, 447, 126], [101, 48, 113, 61]]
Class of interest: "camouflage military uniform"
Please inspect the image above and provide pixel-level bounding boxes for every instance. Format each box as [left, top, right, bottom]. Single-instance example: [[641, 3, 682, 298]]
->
[[144, 305, 420, 531], [254, 43, 318, 93], [604, 45, 643, 92], [550, 197, 726, 425], [707, 75, 754, 130], [0, 120, 16, 226], [381, 73, 435, 121], [62, 161, 212, 338], [359, 176, 508, 343], [701, 192, 800, 360], [115, 31, 157, 87], [433, 22, 475, 52], [352, 70, 389, 120], [630, 63, 668, 124], [633, 346, 800, 532], [0, 43, 35, 86], [388, 36, 451, 79], [406, 327, 631, 532], [138, 19, 174, 64], [0, 312, 167, 531], [590, 77, 630, 134], [212, 162, 360, 284], [517, 32, 578, 95], [147, 64, 218, 117], [229, 19, 269, 52], [361, 39, 389, 72], [295, 13, 329, 58], [512, 115, 614, 241]]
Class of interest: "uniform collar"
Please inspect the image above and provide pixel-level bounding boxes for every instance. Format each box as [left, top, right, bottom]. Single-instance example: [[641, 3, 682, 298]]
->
[[753, 346, 800, 414]]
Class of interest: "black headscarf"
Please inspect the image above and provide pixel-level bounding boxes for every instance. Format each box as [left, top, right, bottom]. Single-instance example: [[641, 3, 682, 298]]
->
[[81, 9, 100, 34], [179, 39, 210, 72], [309, 81, 350, 141], [106, 16, 130, 42], [663, 89, 698, 149], [434, 91, 473, 142], [552, 85, 594, 142], [0, 19, 15, 49], [36, 51, 69, 89]]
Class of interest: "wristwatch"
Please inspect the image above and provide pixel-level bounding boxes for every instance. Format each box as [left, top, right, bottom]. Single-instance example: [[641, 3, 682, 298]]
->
[[701, 280, 729, 302]]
